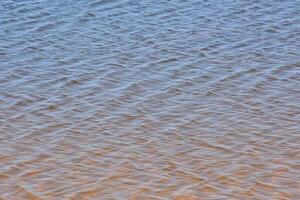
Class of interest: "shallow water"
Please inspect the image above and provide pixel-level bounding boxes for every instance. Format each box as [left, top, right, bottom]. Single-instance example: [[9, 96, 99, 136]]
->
[[0, 0, 300, 199]]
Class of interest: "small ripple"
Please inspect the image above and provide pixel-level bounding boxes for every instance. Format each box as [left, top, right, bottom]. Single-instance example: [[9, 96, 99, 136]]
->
[[1, 0, 300, 199]]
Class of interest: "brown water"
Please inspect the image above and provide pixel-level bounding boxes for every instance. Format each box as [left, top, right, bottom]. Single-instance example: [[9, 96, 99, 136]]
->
[[1, 0, 300, 199]]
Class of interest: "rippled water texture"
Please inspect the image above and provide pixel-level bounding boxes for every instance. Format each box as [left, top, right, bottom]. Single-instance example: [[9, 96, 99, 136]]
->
[[1, 0, 300, 199]]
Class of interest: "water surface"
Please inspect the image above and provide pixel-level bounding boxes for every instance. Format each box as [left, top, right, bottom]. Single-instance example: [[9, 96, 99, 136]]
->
[[0, 0, 300, 199]]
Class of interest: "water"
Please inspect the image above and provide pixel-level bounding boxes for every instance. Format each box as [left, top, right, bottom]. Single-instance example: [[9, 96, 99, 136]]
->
[[1, 0, 300, 199]]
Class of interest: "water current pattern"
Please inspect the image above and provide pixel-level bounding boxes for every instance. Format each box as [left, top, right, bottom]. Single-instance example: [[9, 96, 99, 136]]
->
[[1, 0, 300, 199]]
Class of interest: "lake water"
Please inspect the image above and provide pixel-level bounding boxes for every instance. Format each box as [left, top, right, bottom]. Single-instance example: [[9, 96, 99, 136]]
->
[[0, 0, 300, 199]]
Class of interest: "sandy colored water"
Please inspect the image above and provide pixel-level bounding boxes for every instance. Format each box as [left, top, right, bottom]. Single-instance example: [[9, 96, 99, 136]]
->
[[0, 0, 300, 199]]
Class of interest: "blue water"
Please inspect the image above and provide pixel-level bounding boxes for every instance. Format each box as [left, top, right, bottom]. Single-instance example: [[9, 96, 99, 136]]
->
[[1, 0, 300, 199]]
